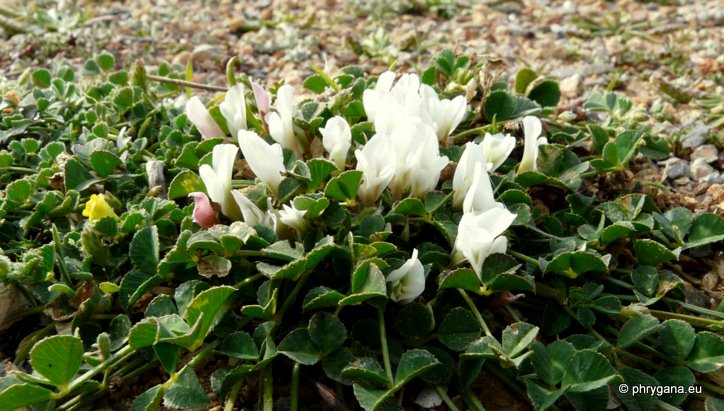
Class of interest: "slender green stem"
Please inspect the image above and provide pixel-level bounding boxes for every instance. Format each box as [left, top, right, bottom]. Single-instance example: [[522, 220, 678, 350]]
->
[[701, 381, 724, 397], [655, 400, 682, 411], [224, 381, 242, 411], [262, 366, 274, 411], [274, 270, 312, 327], [486, 363, 526, 398], [616, 349, 662, 370], [309, 65, 340, 93], [504, 305, 521, 322], [187, 340, 219, 369], [451, 125, 492, 141], [670, 300, 724, 320], [290, 362, 300, 411], [580, 169, 604, 179], [462, 388, 486, 411], [378, 309, 394, 386], [146, 74, 227, 92], [233, 273, 264, 289], [52, 224, 73, 287], [648, 309, 723, 328], [434, 386, 460, 411], [524, 225, 566, 241], [459, 289, 493, 337], [226, 57, 240, 87], [508, 250, 540, 267], [0, 166, 35, 174], [60, 345, 135, 397]]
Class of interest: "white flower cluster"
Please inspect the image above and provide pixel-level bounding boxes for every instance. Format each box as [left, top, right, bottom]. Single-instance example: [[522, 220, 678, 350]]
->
[[183, 72, 547, 303]]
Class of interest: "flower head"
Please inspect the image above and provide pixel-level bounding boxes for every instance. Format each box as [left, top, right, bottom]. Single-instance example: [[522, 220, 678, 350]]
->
[[188, 192, 219, 229], [462, 163, 501, 215], [362, 71, 396, 124], [355, 133, 395, 205], [320, 116, 352, 169], [219, 84, 247, 138], [266, 84, 303, 156], [420, 84, 467, 142], [238, 130, 286, 196], [518, 116, 548, 174], [279, 203, 308, 234], [481, 132, 515, 172], [252, 81, 271, 116], [452, 207, 516, 279], [452, 141, 486, 208], [199, 144, 242, 220], [82, 194, 118, 222], [391, 121, 449, 199], [186, 96, 225, 140], [386, 249, 425, 304], [230, 190, 277, 231]]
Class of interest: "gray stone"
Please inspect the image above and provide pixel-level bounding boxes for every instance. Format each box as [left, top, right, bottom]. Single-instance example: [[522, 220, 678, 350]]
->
[[700, 172, 724, 185], [661, 157, 690, 180], [682, 123, 710, 148], [691, 144, 718, 163], [559, 73, 582, 97], [690, 158, 716, 181]]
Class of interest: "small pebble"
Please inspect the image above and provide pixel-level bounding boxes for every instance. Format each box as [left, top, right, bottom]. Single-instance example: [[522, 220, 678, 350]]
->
[[690, 158, 716, 181], [682, 123, 710, 148], [691, 144, 719, 163], [661, 157, 690, 180]]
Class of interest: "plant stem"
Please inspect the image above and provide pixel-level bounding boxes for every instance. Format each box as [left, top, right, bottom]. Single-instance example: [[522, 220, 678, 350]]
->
[[378, 309, 395, 386], [187, 339, 219, 369], [648, 309, 723, 328], [459, 289, 493, 337], [508, 250, 540, 267], [233, 273, 264, 289], [462, 388, 487, 411], [615, 349, 662, 370], [451, 125, 492, 141], [486, 363, 527, 399], [504, 305, 521, 322], [224, 381, 242, 411], [655, 400, 682, 411], [52, 224, 73, 287], [701, 381, 724, 397], [262, 366, 274, 411], [0, 166, 35, 174], [60, 344, 135, 397], [290, 362, 300, 411], [434, 386, 460, 411], [146, 74, 227, 92], [274, 270, 312, 328], [309, 65, 340, 93], [524, 225, 566, 241]]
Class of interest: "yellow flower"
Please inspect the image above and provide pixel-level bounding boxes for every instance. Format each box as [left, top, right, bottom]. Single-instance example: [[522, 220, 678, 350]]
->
[[82, 194, 118, 222]]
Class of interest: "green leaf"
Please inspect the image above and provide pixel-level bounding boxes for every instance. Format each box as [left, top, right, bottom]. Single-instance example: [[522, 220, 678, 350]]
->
[[654, 366, 695, 406], [392, 198, 427, 217], [29, 335, 84, 387], [113, 87, 134, 109], [633, 239, 677, 266], [616, 367, 658, 411], [339, 262, 388, 307], [530, 341, 576, 386], [303, 286, 345, 311], [528, 80, 561, 107], [65, 158, 99, 192], [438, 307, 481, 351], [178, 286, 236, 351], [307, 158, 338, 189], [484, 90, 516, 121], [278, 328, 320, 365], [32, 69, 52, 88], [163, 367, 210, 409], [219, 332, 258, 360], [130, 226, 159, 275], [686, 213, 724, 249], [168, 171, 206, 200], [561, 350, 619, 392], [96, 52, 115, 72], [197, 255, 232, 278], [294, 195, 330, 220], [353, 384, 389, 411], [587, 124, 609, 154], [325, 170, 363, 202], [544, 251, 608, 279], [618, 315, 659, 348], [394, 349, 440, 385], [129, 319, 158, 349], [656, 320, 695, 362], [395, 303, 434, 340], [342, 357, 391, 386], [309, 312, 347, 355], [0, 382, 54, 409], [515, 68, 538, 94], [631, 266, 659, 297], [501, 322, 539, 360], [600, 221, 636, 245], [5, 179, 32, 209], [434, 49, 455, 77], [437, 268, 483, 294], [303, 74, 327, 93], [131, 385, 165, 411], [89, 150, 122, 178], [686, 332, 724, 373]]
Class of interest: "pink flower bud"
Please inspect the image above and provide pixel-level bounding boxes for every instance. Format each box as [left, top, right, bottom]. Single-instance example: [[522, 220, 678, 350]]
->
[[252, 81, 271, 115], [188, 192, 219, 229]]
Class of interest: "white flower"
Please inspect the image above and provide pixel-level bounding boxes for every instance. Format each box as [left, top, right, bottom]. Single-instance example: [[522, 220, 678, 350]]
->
[[320, 116, 352, 169], [518, 116, 548, 174], [279, 203, 308, 233], [230, 191, 278, 231], [420, 84, 467, 142], [362, 71, 396, 123], [198, 144, 242, 220], [452, 142, 486, 208], [219, 84, 247, 138], [266, 84, 303, 156], [390, 121, 448, 199], [481, 132, 515, 172], [387, 249, 425, 304], [186, 96, 225, 139], [355, 133, 395, 205], [116, 127, 131, 150], [237, 130, 285, 196], [452, 207, 516, 280], [462, 163, 501, 215]]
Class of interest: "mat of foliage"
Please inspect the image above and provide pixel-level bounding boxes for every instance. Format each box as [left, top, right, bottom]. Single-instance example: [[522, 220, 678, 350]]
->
[[0, 50, 722, 411]]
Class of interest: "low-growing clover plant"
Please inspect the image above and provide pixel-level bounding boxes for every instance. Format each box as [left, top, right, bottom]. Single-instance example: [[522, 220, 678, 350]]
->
[[0, 50, 722, 411]]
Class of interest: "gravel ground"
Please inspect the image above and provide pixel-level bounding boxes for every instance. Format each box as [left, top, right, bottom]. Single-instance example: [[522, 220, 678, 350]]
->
[[1, 0, 721, 214]]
